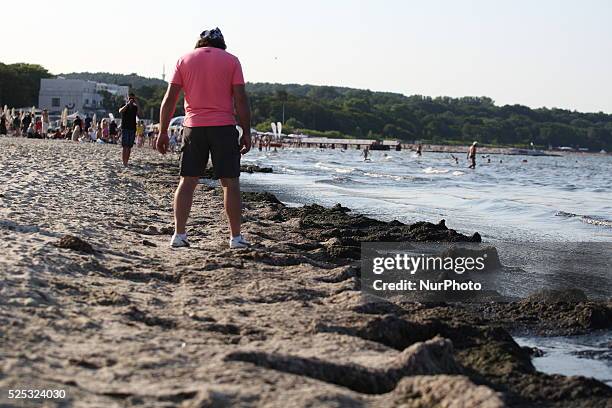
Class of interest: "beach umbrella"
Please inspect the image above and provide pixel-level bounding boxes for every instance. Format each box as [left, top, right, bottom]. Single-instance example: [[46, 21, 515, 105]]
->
[[61, 108, 68, 127]]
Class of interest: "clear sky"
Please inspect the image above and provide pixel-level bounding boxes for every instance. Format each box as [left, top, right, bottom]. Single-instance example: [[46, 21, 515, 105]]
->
[[2, 0, 611, 113]]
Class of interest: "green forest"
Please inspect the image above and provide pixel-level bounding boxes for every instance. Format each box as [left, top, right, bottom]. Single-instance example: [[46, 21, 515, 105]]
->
[[0, 63, 52, 108], [246, 83, 612, 150], [1, 63, 611, 150]]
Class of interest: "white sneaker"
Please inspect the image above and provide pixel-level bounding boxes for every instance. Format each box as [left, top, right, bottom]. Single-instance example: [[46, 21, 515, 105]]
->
[[229, 235, 250, 249], [170, 234, 190, 248]]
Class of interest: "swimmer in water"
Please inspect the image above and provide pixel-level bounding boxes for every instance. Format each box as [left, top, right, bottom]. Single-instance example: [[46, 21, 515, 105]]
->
[[468, 141, 478, 169], [362, 146, 370, 161]]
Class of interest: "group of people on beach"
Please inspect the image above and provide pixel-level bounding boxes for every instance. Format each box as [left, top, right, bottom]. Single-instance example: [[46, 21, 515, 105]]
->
[[0, 109, 133, 144], [0, 109, 51, 139], [0, 96, 173, 167]]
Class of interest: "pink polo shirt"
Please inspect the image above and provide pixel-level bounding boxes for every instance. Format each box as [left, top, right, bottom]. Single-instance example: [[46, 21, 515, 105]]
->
[[170, 47, 245, 127]]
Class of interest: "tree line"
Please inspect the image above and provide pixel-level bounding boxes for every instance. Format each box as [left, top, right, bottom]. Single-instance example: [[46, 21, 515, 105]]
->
[[247, 83, 612, 150], [0, 63, 52, 108]]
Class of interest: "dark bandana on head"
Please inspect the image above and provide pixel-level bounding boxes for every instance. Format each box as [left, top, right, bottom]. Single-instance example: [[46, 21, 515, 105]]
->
[[200, 28, 224, 41]]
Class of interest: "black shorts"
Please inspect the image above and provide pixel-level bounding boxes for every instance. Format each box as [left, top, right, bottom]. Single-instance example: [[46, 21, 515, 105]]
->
[[121, 129, 136, 147], [180, 125, 241, 179]]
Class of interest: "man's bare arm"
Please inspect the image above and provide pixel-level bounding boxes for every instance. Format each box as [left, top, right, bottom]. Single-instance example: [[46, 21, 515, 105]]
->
[[160, 83, 182, 133], [233, 84, 251, 154], [157, 83, 182, 154]]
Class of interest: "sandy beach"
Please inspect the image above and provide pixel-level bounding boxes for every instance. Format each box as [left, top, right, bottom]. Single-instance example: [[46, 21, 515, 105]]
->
[[0, 138, 610, 407]]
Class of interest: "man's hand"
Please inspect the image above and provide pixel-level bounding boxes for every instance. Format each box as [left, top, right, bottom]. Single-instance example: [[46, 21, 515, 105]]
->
[[240, 133, 251, 155], [158, 83, 182, 154], [232, 84, 251, 154], [157, 132, 169, 154]]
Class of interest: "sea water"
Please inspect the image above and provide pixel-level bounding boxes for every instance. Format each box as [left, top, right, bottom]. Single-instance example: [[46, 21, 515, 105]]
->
[[515, 331, 612, 386], [241, 148, 612, 242]]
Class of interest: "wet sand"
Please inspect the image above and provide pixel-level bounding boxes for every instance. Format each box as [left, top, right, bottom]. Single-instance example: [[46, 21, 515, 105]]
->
[[0, 138, 610, 407]]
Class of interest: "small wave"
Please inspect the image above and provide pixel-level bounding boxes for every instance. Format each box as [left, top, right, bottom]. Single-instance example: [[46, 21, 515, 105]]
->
[[423, 167, 450, 174], [363, 172, 403, 181], [335, 167, 355, 174], [315, 176, 355, 185], [555, 211, 612, 228], [452, 171, 465, 176], [278, 167, 298, 174], [315, 162, 355, 174]]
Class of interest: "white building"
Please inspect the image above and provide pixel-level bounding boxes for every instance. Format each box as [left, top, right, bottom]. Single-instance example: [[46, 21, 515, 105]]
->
[[38, 78, 129, 115], [95, 82, 130, 97]]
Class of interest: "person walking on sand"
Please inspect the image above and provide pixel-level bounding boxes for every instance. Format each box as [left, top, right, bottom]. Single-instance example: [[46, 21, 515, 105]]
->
[[41, 109, 50, 138], [468, 141, 478, 169], [136, 120, 145, 147], [119, 93, 139, 166], [0, 114, 7, 136], [157, 27, 251, 249]]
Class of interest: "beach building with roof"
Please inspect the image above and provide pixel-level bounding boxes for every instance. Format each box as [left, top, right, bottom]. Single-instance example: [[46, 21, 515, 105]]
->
[[38, 78, 129, 116]]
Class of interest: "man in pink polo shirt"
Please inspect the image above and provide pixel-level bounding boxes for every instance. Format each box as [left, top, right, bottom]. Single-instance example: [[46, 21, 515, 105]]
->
[[157, 28, 252, 249]]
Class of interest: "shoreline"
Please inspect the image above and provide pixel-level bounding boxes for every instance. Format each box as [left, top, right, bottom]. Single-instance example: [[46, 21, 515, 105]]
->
[[272, 141, 608, 156], [0, 138, 610, 407]]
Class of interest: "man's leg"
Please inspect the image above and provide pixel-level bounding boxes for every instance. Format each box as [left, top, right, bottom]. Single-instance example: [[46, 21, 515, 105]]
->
[[174, 176, 199, 234], [122, 147, 131, 166], [219, 177, 241, 238]]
